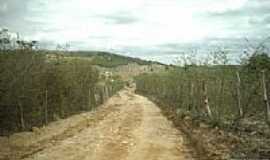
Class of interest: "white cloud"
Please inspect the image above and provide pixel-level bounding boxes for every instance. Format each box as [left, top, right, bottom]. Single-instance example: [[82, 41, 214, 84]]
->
[[1, 0, 269, 64], [0, 3, 7, 12], [201, 0, 248, 13], [27, 0, 214, 45]]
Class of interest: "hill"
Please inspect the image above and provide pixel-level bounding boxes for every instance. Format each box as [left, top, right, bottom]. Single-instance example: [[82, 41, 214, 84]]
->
[[46, 50, 169, 80], [65, 51, 164, 68]]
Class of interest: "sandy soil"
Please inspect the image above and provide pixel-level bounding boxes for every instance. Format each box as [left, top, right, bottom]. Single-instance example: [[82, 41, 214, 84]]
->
[[0, 88, 194, 160]]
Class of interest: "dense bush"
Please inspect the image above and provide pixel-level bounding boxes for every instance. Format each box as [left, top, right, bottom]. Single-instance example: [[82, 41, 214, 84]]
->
[[135, 54, 270, 125], [135, 53, 270, 158], [0, 50, 124, 135]]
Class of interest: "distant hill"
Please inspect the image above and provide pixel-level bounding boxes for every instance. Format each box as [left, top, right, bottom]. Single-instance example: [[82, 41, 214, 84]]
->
[[45, 50, 169, 81], [65, 51, 164, 68]]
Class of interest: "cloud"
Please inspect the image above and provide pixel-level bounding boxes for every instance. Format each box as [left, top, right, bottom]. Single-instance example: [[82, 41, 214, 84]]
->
[[0, 0, 270, 64], [0, 0, 29, 18], [0, 3, 7, 12], [249, 15, 270, 26], [263, 16, 270, 24], [0, 0, 43, 35], [206, 0, 270, 17], [97, 12, 139, 24]]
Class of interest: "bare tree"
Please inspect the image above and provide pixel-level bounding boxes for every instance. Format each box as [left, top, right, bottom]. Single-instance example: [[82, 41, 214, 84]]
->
[[203, 81, 213, 119], [0, 28, 11, 50], [262, 70, 270, 125], [236, 71, 243, 118], [16, 40, 38, 50]]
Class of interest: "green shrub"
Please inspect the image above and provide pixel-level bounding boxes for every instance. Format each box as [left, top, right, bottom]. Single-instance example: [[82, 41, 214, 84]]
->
[[135, 64, 268, 124], [0, 50, 124, 135]]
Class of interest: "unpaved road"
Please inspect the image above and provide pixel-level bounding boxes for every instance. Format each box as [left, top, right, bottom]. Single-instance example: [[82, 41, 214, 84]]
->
[[1, 88, 194, 160]]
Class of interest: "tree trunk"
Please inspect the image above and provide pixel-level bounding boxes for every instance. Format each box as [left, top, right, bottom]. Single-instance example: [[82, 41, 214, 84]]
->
[[219, 79, 224, 109], [18, 102, 25, 130], [99, 87, 104, 104], [45, 90, 48, 125], [88, 87, 91, 110], [236, 71, 243, 118], [90, 86, 96, 109], [262, 70, 270, 125], [189, 82, 194, 111], [20, 79, 26, 130], [59, 94, 65, 118], [203, 81, 213, 119], [104, 86, 108, 100]]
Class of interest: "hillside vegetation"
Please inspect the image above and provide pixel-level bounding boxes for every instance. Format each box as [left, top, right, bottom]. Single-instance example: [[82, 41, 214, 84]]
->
[[65, 51, 162, 67], [57, 51, 167, 80]]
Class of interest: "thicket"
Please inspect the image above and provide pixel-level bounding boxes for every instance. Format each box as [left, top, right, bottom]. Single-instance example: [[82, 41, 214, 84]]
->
[[135, 50, 270, 158], [0, 50, 124, 135], [136, 64, 268, 121]]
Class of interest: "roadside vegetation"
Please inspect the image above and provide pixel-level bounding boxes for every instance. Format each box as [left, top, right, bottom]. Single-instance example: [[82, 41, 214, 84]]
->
[[2, 27, 270, 159], [0, 29, 125, 136], [135, 45, 270, 159]]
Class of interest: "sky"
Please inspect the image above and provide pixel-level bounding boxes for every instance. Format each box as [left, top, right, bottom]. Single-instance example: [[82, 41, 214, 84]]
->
[[0, 0, 270, 64]]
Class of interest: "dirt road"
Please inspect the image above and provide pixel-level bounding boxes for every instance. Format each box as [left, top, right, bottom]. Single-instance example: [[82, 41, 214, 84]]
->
[[1, 88, 194, 160]]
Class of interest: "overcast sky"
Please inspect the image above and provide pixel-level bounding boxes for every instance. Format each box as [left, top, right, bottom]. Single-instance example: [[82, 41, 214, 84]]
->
[[0, 0, 270, 63]]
